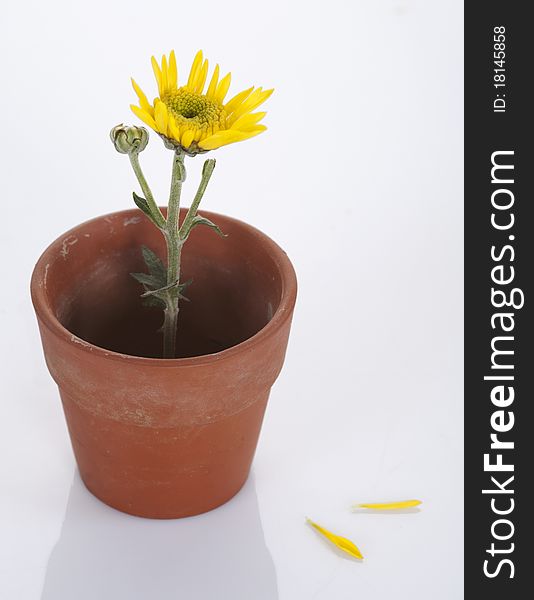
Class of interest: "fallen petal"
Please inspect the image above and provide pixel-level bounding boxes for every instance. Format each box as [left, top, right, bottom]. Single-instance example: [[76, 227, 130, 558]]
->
[[306, 518, 363, 560], [355, 499, 422, 510]]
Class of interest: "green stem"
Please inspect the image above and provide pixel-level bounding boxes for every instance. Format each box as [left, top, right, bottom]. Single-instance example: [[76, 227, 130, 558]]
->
[[179, 159, 216, 238], [128, 153, 165, 228], [162, 302, 178, 359], [162, 149, 186, 358]]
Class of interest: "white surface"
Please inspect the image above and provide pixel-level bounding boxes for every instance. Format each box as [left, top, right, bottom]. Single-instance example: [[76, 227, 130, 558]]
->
[[0, 1, 463, 598]]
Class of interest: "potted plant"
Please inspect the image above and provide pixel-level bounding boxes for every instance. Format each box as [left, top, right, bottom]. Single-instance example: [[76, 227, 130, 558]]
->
[[31, 50, 297, 519]]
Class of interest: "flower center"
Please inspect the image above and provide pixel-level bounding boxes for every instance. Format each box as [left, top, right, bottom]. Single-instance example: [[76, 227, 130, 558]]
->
[[163, 89, 226, 132]]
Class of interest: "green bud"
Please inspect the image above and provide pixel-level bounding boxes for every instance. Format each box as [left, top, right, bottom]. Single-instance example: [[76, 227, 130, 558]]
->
[[202, 158, 216, 177], [110, 124, 149, 155]]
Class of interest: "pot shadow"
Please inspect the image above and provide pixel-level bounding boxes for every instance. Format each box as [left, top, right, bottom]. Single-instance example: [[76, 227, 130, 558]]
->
[[41, 471, 278, 600]]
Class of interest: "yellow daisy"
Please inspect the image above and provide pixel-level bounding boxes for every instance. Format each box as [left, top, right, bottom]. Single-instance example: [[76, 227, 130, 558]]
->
[[130, 50, 273, 155]]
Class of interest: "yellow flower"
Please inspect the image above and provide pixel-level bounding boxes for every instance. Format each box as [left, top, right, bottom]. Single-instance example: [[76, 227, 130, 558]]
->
[[130, 50, 273, 155]]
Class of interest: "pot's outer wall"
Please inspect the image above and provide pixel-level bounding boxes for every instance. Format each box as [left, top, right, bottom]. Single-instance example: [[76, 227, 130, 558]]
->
[[31, 209, 297, 519]]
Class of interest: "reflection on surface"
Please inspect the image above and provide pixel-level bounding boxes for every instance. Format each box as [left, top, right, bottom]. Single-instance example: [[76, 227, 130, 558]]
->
[[42, 471, 278, 599]]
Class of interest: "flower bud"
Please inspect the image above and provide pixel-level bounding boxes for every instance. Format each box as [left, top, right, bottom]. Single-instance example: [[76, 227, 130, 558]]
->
[[110, 124, 149, 154]]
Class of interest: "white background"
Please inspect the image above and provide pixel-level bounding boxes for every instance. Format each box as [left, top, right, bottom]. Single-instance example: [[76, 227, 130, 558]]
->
[[0, 0, 463, 598]]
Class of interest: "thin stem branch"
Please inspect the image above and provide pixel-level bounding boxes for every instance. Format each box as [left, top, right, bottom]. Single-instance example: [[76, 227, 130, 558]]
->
[[179, 159, 216, 238], [128, 153, 165, 228]]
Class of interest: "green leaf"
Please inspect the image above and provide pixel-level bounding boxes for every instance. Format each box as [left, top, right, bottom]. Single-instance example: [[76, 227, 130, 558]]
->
[[141, 295, 165, 309], [130, 271, 166, 308], [130, 271, 160, 288], [130, 246, 168, 306], [131, 247, 191, 309], [141, 246, 167, 288], [132, 192, 166, 228], [177, 279, 192, 302], [183, 214, 227, 240], [132, 191, 153, 219]]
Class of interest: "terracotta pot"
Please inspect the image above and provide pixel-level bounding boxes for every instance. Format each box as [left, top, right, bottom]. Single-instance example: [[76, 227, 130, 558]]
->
[[31, 208, 297, 518]]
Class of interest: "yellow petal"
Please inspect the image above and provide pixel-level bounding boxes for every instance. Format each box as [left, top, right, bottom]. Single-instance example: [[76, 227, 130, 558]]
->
[[181, 128, 196, 148], [235, 124, 267, 134], [198, 121, 220, 141], [195, 59, 209, 94], [215, 72, 232, 103], [130, 104, 157, 130], [210, 121, 221, 135], [224, 87, 254, 115], [168, 50, 178, 89], [187, 50, 203, 89], [198, 130, 238, 150], [151, 56, 162, 96], [131, 78, 152, 113], [199, 128, 264, 150], [306, 519, 363, 560], [229, 88, 273, 124], [355, 500, 422, 510], [161, 54, 169, 94], [206, 64, 220, 99], [168, 114, 181, 142], [154, 101, 168, 135], [231, 111, 267, 129]]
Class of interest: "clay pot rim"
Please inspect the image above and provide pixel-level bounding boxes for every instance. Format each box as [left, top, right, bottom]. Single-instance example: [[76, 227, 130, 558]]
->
[[31, 207, 297, 367]]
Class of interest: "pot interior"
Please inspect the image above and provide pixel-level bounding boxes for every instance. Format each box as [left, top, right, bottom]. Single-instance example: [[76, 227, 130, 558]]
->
[[44, 211, 284, 359]]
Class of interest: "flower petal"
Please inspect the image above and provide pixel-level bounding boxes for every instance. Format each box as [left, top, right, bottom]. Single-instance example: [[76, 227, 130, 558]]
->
[[355, 500, 422, 510], [181, 128, 196, 148], [130, 104, 157, 130], [168, 50, 178, 89], [168, 114, 181, 142], [195, 59, 209, 94], [231, 111, 267, 130], [215, 72, 232, 103], [224, 87, 254, 115], [199, 128, 262, 150], [187, 50, 203, 90], [206, 64, 220, 99], [131, 78, 152, 113], [154, 101, 168, 135], [161, 54, 169, 94], [151, 56, 163, 95], [228, 88, 273, 124], [234, 124, 267, 134], [306, 519, 363, 560]]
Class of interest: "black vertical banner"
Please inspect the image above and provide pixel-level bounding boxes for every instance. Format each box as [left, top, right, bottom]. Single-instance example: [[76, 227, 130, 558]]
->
[[465, 2, 533, 597]]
